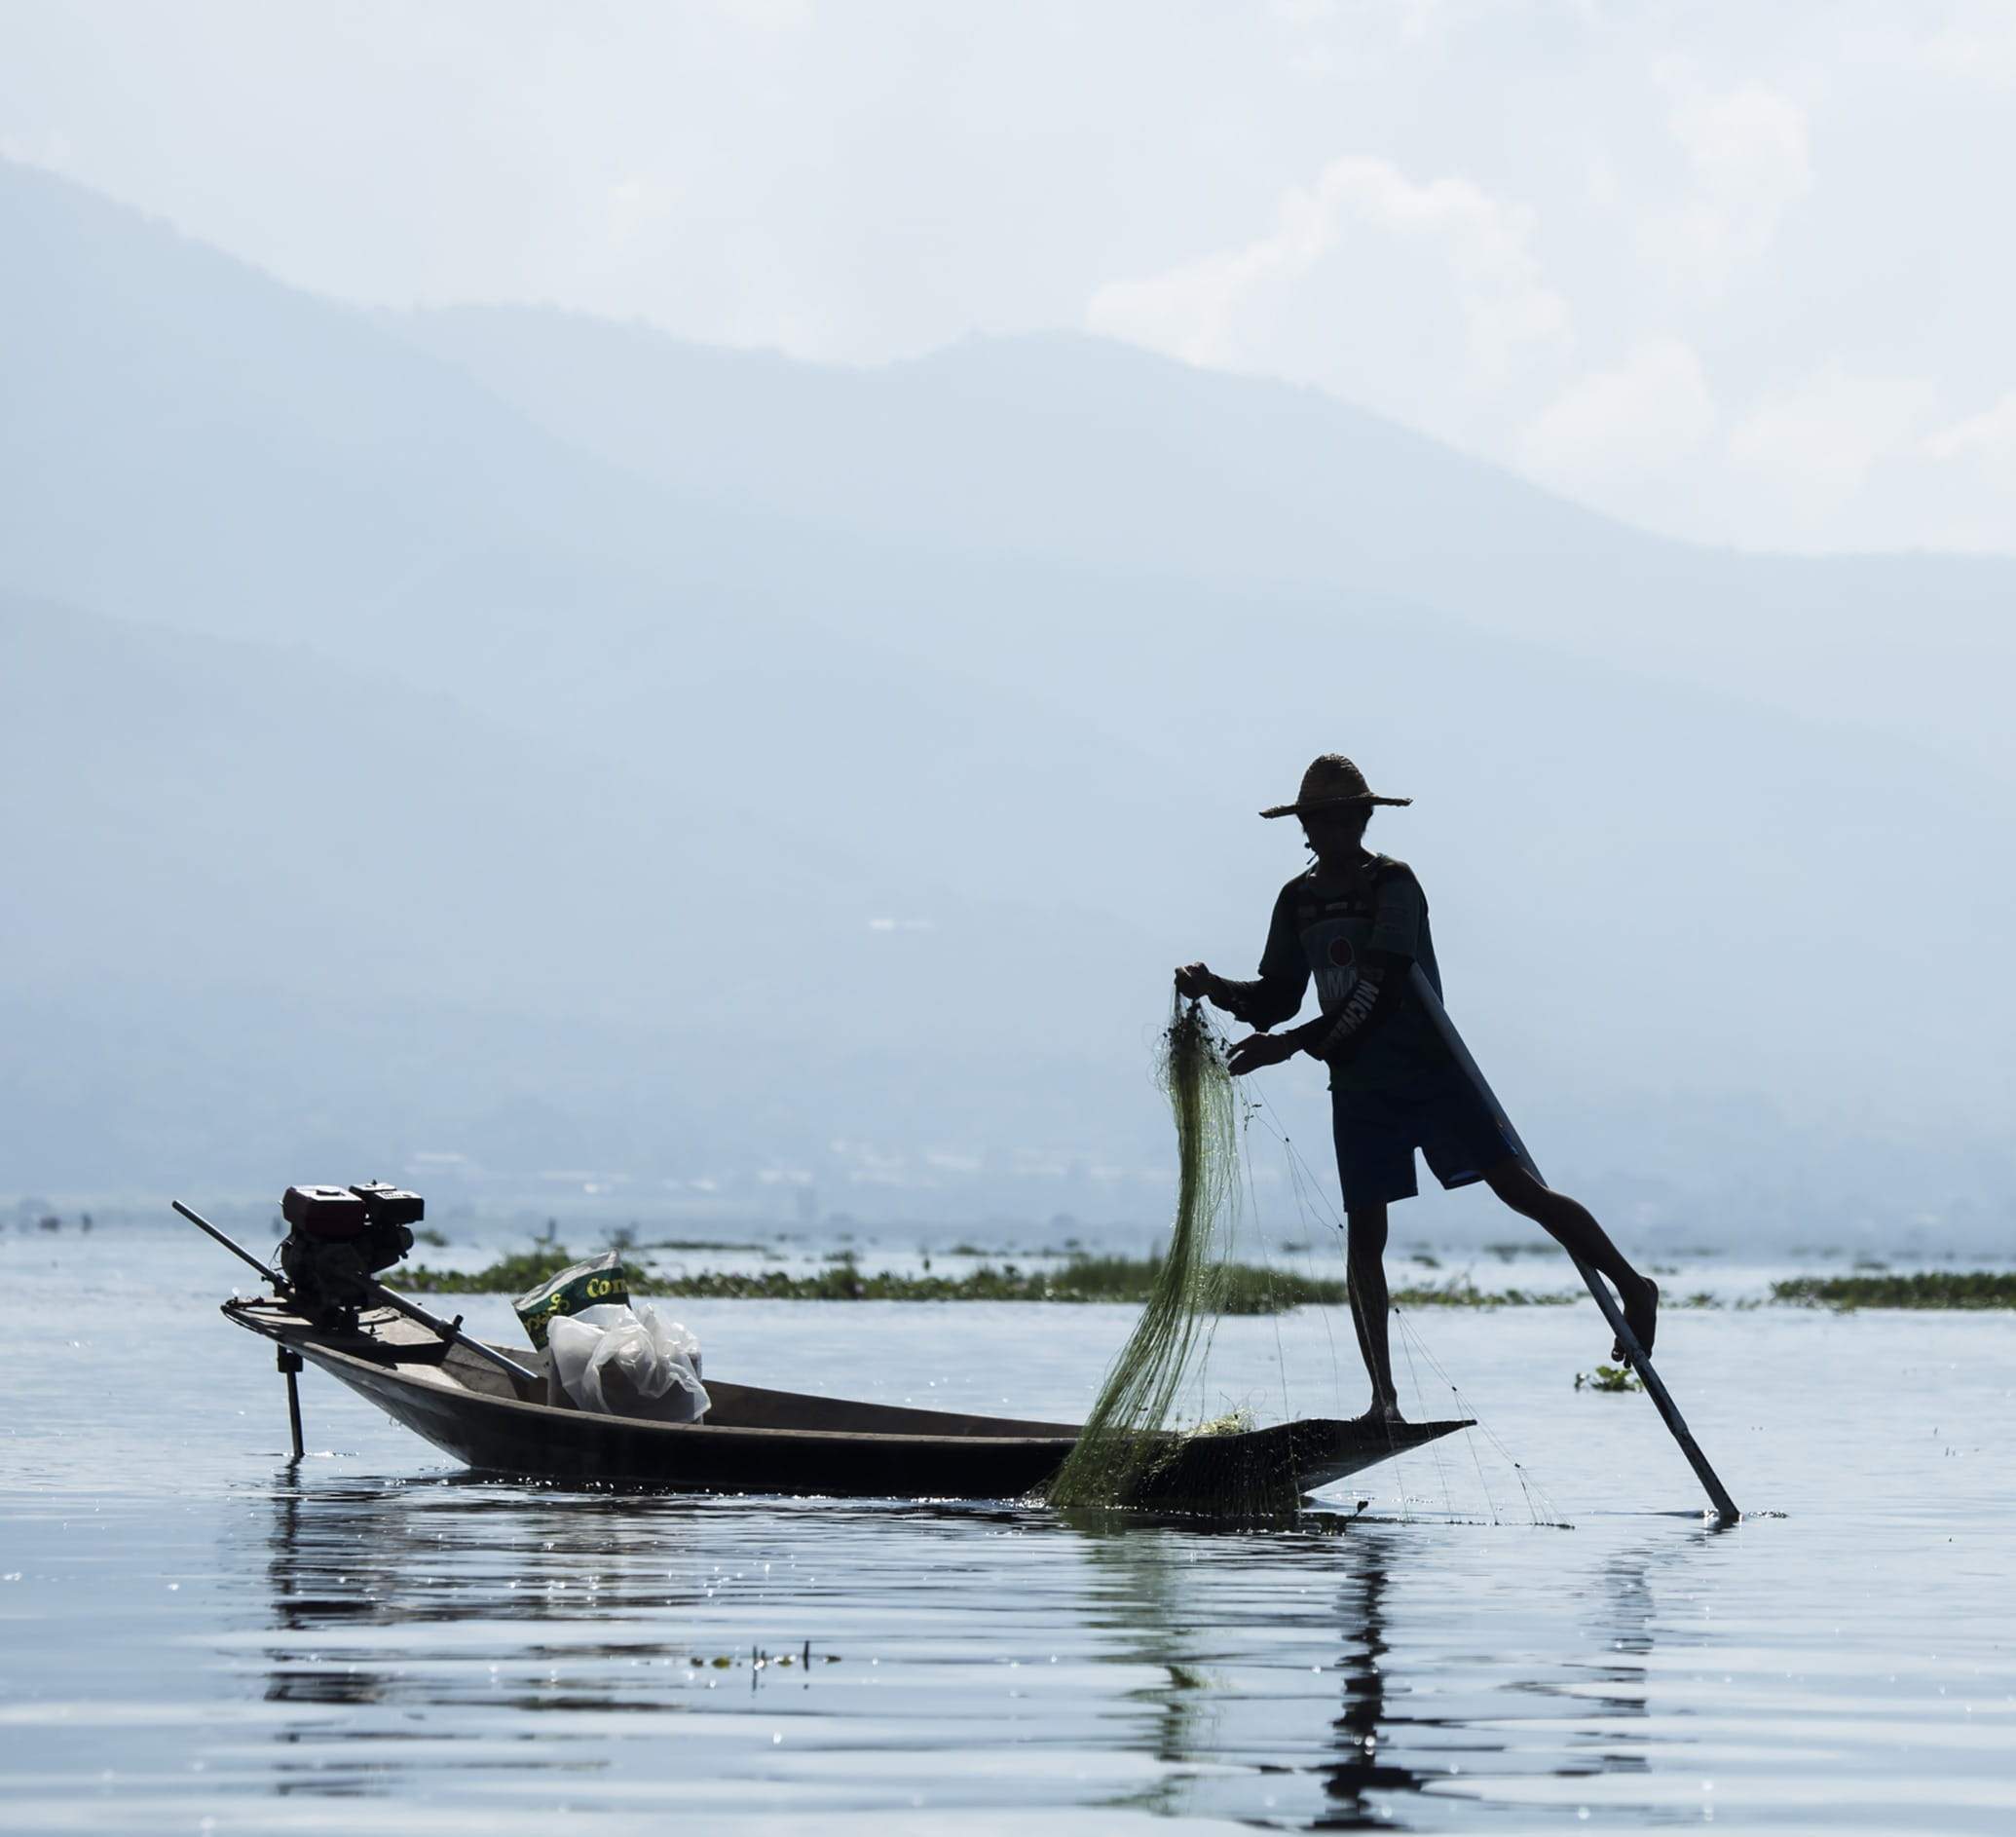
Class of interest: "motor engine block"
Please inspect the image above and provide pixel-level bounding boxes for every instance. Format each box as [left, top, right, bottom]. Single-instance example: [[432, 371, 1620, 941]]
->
[[279, 1181, 423, 1324]]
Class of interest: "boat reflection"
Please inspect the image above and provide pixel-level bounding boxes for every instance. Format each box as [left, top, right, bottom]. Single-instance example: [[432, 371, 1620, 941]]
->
[[243, 1467, 1713, 1824], [257, 1475, 722, 1730]]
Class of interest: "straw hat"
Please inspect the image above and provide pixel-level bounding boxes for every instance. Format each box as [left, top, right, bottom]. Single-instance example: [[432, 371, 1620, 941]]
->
[[1259, 754, 1412, 819]]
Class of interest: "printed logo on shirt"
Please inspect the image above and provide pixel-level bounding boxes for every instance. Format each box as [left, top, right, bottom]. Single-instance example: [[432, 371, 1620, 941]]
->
[[1305, 919, 1362, 1009]]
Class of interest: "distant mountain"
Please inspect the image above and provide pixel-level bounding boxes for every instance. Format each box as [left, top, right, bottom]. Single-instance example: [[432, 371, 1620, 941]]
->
[[2, 159, 2010, 1236], [0, 589, 1166, 1188], [394, 303, 2016, 781]]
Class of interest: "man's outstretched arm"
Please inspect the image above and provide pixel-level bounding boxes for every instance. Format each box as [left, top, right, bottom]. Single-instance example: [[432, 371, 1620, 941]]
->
[[1177, 882, 1309, 1031]]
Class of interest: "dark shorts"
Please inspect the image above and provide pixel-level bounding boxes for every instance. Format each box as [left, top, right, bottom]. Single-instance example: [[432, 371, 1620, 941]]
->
[[1330, 1068, 1519, 1210]]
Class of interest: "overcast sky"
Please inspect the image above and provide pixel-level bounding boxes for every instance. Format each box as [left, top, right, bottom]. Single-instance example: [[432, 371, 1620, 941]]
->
[[6, 0, 2014, 554]]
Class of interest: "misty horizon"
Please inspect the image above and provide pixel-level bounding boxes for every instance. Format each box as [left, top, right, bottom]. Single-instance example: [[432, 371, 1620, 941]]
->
[[3, 152, 2011, 1251]]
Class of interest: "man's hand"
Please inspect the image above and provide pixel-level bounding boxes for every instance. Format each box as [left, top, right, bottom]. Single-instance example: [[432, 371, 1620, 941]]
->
[[1174, 961, 1216, 1000], [1226, 1031, 1296, 1076]]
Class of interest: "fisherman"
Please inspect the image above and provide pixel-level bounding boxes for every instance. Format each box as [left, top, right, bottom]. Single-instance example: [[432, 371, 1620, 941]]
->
[[1176, 754, 1658, 1423]]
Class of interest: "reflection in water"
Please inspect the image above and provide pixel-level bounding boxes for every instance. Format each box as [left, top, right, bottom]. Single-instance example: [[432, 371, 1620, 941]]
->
[[240, 1468, 1752, 1826], [1074, 1513, 1442, 1827], [1562, 1523, 1735, 1774], [1067, 1511, 1720, 1830], [1071, 1516, 1245, 1818], [256, 1476, 730, 1790], [1578, 1551, 1657, 1763], [15, 1228, 2016, 1833], [1318, 1531, 1428, 1828], [249, 1474, 1074, 1801]]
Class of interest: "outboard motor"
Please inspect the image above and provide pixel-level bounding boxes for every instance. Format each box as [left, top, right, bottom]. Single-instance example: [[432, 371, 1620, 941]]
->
[[279, 1181, 424, 1326]]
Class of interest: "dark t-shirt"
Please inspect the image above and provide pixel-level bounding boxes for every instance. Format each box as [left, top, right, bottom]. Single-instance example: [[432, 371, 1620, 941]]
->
[[1219, 855, 1453, 1094]]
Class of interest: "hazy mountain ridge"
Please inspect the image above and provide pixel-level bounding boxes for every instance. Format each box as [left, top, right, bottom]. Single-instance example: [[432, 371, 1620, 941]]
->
[[3, 160, 2010, 1242], [395, 301, 2016, 781], [0, 588, 1172, 1191]]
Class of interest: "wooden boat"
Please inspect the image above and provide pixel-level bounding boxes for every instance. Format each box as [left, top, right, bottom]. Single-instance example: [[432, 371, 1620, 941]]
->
[[223, 1294, 1471, 1508]]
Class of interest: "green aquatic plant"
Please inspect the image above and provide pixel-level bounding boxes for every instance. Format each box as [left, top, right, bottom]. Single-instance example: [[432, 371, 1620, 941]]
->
[[1391, 1275, 1575, 1308], [401, 1245, 652, 1296], [1575, 1363, 1642, 1393], [1772, 1270, 2016, 1310], [397, 1246, 1589, 1311], [1046, 998, 1241, 1510]]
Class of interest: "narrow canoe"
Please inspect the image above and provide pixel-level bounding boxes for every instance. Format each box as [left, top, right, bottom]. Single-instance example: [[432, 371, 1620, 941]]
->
[[223, 1295, 1470, 1508]]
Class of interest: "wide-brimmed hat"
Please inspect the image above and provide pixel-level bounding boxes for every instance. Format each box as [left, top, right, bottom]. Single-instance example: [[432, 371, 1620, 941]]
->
[[1259, 754, 1412, 819]]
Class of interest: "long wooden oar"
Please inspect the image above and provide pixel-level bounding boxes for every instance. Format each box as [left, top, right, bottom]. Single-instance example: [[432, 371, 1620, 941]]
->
[[1405, 969, 1739, 1522]]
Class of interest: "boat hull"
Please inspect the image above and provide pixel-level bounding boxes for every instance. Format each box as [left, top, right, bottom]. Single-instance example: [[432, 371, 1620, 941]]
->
[[224, 1298, 1469, 1506]]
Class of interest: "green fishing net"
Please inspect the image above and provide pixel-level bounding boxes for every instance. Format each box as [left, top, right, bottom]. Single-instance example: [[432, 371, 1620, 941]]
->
[[1046, 996, 1242, 1509]]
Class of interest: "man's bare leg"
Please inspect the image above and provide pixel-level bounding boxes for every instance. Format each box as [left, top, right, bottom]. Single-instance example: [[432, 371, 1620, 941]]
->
[[1480, 1159, 1659, 1359], [1344, 1202, 1402, 1420]]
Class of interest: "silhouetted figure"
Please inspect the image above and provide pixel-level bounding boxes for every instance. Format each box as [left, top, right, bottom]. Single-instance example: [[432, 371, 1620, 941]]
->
[[1177, 754, 1657, 1420]]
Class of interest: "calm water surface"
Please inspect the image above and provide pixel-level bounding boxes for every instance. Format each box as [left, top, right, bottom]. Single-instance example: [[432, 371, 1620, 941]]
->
[[2, 1227, 2011, 1834]]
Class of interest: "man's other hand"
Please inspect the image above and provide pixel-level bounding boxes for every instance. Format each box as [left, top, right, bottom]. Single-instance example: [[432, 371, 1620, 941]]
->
[[1174, 961, 1215, 999], [1226, 1031, 1295, 1076]]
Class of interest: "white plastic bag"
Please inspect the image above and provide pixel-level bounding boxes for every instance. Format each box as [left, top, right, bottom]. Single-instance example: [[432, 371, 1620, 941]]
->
[[547, 1302, 709, 1422]]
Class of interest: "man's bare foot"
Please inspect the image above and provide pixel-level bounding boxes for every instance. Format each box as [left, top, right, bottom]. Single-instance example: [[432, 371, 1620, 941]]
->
[[1358, 1399, 1405, 1428], [1613, 1278, 1659, 1363]]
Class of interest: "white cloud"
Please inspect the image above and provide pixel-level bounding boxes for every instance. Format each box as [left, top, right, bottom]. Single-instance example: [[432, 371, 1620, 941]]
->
[[1519, 337, 1716, 493], [1923, 390, 2016, 487], [1640, 74, 1811, 291], [604, 175, 673, 249], [1269, 0, 1339, 23], [1725, 368, 1938, 533], [1921, 6, 2016, 86], [0, 130, 73, 169], [10, 2, 2011, 554], [1086, 154, 1568, 434], [710, 0, 815, 31]]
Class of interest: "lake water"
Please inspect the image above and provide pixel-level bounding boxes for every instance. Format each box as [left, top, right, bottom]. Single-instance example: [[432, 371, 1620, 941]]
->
[[3, 1221, 2012, 1833]]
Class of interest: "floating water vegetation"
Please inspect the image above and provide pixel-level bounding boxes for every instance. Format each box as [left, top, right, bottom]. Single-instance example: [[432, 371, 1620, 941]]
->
[[648, 1238, 770, 1254], [398, 1246, 1592, 1313], [401, 1246, 632, 1296], [1574, 1363, 1642, 1393], [689, 1647, 839, 1669], [1772, 1271, 2016, 1311]]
